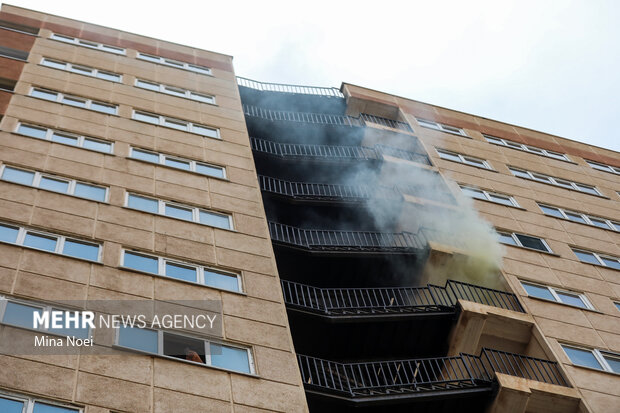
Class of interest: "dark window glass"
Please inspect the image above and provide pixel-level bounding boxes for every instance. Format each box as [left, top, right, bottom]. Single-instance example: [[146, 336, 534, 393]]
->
[[515, 234, 549, 252], [118, 326, 158, 353], [163, 332, 205, 363]]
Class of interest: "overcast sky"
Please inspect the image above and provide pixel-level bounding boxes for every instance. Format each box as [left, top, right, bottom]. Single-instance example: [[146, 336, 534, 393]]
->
[[8, 0, 620, 151]]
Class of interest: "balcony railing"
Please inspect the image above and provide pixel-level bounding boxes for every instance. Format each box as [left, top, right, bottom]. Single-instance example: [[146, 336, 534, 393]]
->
[[281, 279, 525, 316], [480, 348, 568, 387], [297, 354, 492, 399], [259, 176, 380, 201], [243, 104, 413, 132], [268, 222, 424, 252], [237, 76, 344, 98]]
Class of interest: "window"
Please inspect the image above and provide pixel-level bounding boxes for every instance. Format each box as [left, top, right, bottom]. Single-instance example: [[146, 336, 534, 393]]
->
[[498, 231, 552, 253], [135, 78, 216, 104], [585, 160, 620, 175], [0, 222, 101, 262], [50, 32, 125, 55], [562, 345, 620, 374], [132, 110, 219, 139], [615, 302, 620, 312], [416, 118, 468, 136], [136, 52, 212, 75], [484, 134, 569, 161], [521, 281, 594, 309], [572, 249, 620, 270], [126, 193, 233, 230], [31, 87, 119, 114], [121, 250, 241, 292], [437, 149, 492, 169], [0, 393, 81, 413], [538, 203, 619, 231], [1, 165, 108, 202], [116, 326, 253, 374], [15, 122, 113, 153], [0, 296, 90, 339], [41, 58, 122, 82], [459, 185, 519, 207], [508, 167, 601, 196]]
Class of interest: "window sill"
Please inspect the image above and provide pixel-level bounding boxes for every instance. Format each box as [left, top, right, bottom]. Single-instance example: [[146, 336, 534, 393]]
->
[[48, 37, 127, 57], [117, 265, 247, 296], [126, 156, 229, 183], [500, 242, 559, 257], [488, 143, 578, 165], [134, 86, 218, 107], [0, 53, 28, 62], [131, 117, 221, 141], [135, 58, 215, 77], [565, 363, 620, 377], [418, 125, 471, 139], [469, 196, 526, 211], [0, 239, 103, 264], [38, 63, 123, 84], [122, 205, 236, 233], [524, 295, 600, 313], [10, 132, 115, 156], [0, 175, 110, 204], [27, 93, 120, 117], [436, 156, 498, 173], [0, 26, 39, 36], [511, 174, 610, 199], [571, 257, 620, 272], [539, 209, 620, 234]]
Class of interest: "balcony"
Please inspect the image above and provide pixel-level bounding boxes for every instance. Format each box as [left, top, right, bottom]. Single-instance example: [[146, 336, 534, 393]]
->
[[268, 222, 423, 253], [237, 76, 344, 97]]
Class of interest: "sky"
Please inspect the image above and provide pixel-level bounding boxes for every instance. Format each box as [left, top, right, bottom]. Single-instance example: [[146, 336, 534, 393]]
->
[[6, 0, 620, 152]]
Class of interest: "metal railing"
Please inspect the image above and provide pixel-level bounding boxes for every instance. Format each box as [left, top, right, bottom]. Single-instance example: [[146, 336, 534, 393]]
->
[[297, 354, 492, 398], [237, 76, 344, 98], [268, 222, 424, 251], [243, 104, 415, 133], [480, 348, 569, 387], [259, 176, 378, 201], [281, 279, 524, 315]]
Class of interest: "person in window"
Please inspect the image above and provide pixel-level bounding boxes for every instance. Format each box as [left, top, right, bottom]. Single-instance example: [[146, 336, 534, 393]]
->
[[184, 347, 203, 363]]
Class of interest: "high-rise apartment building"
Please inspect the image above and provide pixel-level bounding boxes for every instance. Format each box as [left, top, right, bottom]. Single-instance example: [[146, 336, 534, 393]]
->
[[0, 4, 618, 413]]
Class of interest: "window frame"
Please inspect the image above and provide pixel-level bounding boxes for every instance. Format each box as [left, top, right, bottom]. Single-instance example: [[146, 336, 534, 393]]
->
[[572, 248, 620, 270], [436, 149, 492, 169], [484, 134, 570, 162], [40, 58, 122, 83], [14, 122, 114, 154], [50, 32, 126, 55], [0, 391, 83, 413], [0, 164, 109, 202], [561, 344, 620, 374], [120, 249, 243, 293], [497, 230, 553, 253], [459, 185, 520, 207], [29, 87, 118, 115], [131, 110, 220, 139], [136, 52, 212, 76], [508, 167, 601, 196], [125, 192, 233, 230], [520, 281, 594, 310], [537, 203, 619, 232], [0, 221, 102, 262], [129, 147, 226, 179], [416, 118, 468, 136], [134, 78, 216, 105], [114, 325, 255, 374], [585, 160, 620, 175]]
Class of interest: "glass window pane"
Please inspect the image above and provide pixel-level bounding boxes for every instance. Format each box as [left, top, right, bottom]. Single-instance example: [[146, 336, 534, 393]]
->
[[562, 346, 603, 370], [165, 262, 197, 282], [63, 240, 99, 261], [525, 146, 544, 154], [498, 233, 517, 245], [204, 270, 239, 292], [554, 179, 573, 189], [39, 176, 69, 193], [210, 343, 250, 373], [102, 45, 124, 54], [91, 102, 117, 114], [118, 326, 158, 353], [62, 96, 86, 107], [71, 65, 92, 75], [611, 222, 620, 232], [565, 212, 587, 224], [0, 397, 24, 413], [163, 86, 185, 97], [18, 124, 48, 139], [488, 194, 513, 206], [74, 183, 106, 201], [437, 151, 461, 162], [515, 234, 549, 251], [417, 119, 438, 129], [2, 167, 35, 185], [164, 158, 190, 170], [163, 332, 205, 363], [196, 163, 224, 178], [603, 354, 620, 373], [136, 80, 160, 91], [556, 291, 588, 308], [188, 64, 210, 75], [588, 217, 610, 229], [97, 71, 120, 82], [0, 224, 19, 243], [33, 402, 79, 413], [601, 257, 620, 270], [132, 149, 159, 163], [485, 136, 503, 145], [51, 34, 74, 42], [576, 184, 599, 195], [83, 138, 112, 153], [192, 124, 218, 138], [24, 232, 57, 251], [463, 157, 486, 167], [3, 301, 42, 328], [460, 186, 485, 200], [138, 53, 160, 62], [539, 205, 563, 218], [510, 169, 530, 179], [134, 112, 159, 124], [506, 142, 524, 149], [52, 132, 78, 145], [199, 211, 231, 229], [123, 251, 158, 274], [521, 283, 555, 301], [48, 311, 90, 339], [546, 151, 567, 160], [532, 174, 551, 183], [42, 59, 66, 69], [165, 204, 193, 221], [128, 194, 158, 213], [164, 59, 183, 67], [190, 93, 215, 104], [31, 89, 58, 100], [164, 119, 188, 130], [573, 250, 600, 264]]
